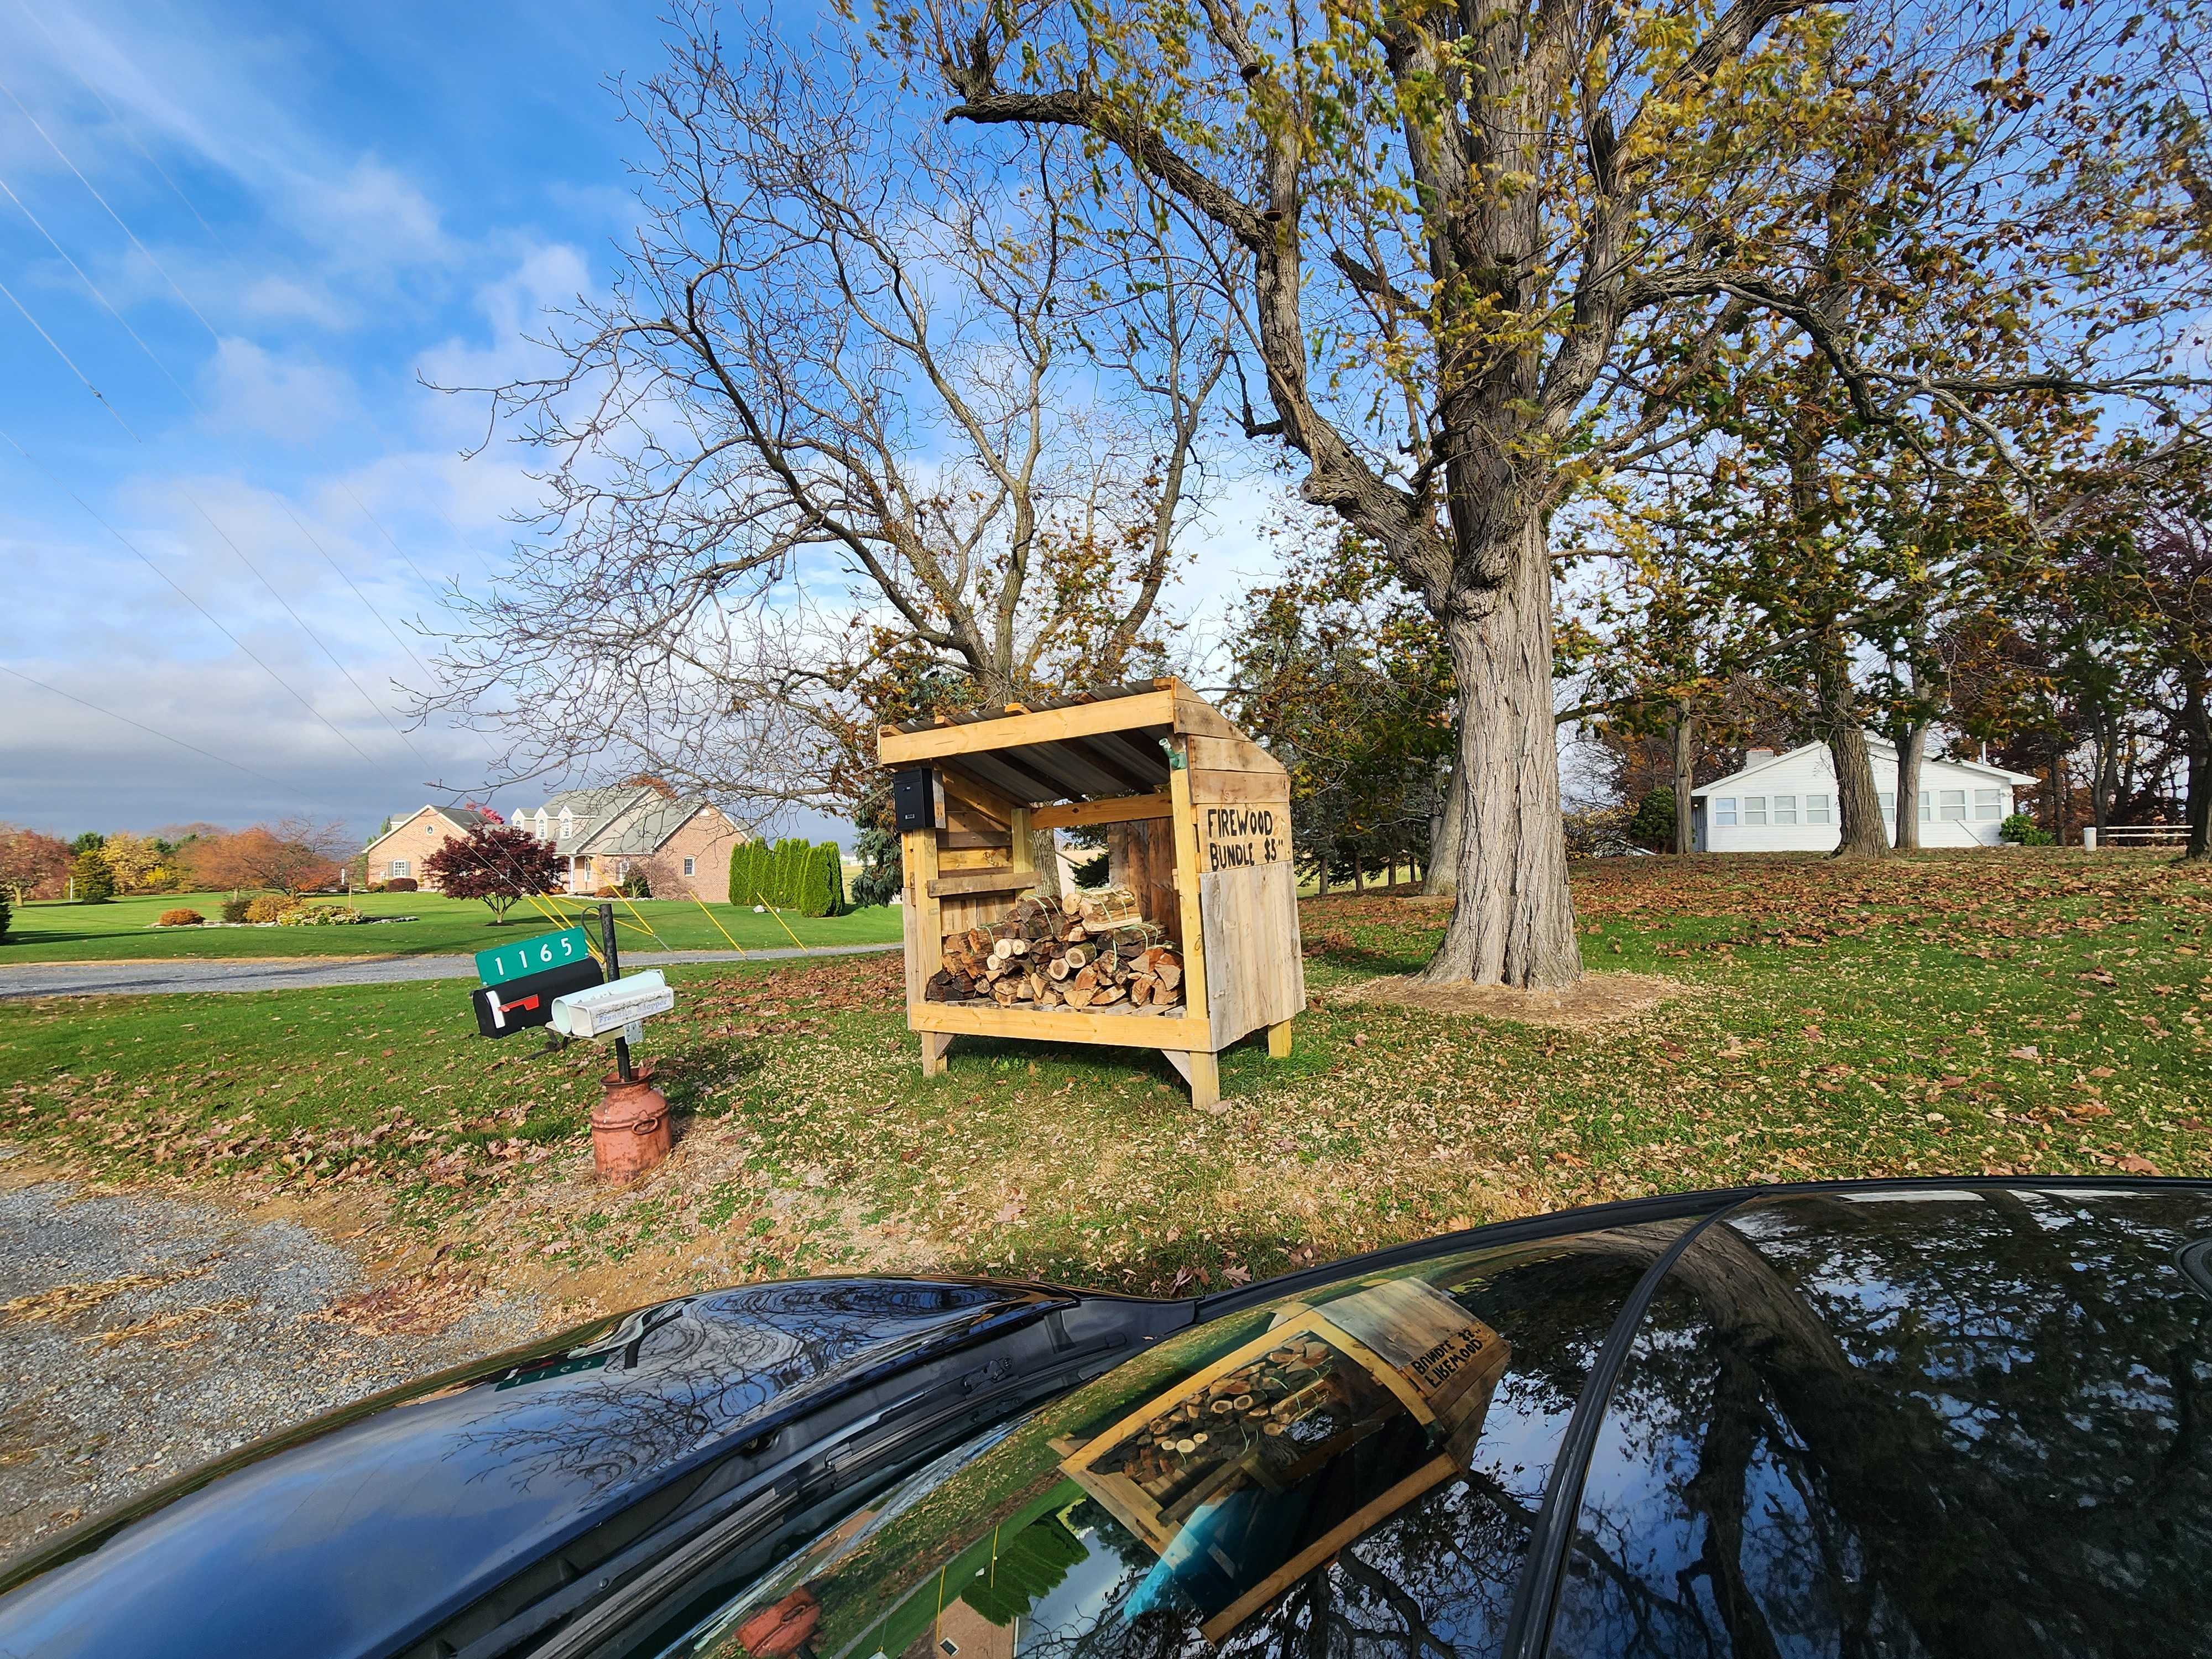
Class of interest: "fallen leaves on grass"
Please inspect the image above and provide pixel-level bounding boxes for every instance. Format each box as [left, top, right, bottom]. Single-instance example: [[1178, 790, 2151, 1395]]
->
[[1331, 971, 1695, 1029]]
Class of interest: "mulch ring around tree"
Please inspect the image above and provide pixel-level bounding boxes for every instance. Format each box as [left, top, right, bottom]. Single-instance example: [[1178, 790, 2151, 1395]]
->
[[1323, 970, 1698, 1031]]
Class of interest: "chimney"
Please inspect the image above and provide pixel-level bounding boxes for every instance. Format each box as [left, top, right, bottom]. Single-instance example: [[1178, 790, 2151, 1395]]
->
[[1746, 748, 1775, 764]]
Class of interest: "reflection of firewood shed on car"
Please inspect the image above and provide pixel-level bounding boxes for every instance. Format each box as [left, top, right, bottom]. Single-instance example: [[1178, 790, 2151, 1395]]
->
[[1058, 1277, 1510, 1643], [880, 679, 1305, 1109]]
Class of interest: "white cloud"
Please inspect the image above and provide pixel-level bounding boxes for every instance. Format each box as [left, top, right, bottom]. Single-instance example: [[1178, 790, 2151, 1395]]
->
[[199, 337, 356, 444]]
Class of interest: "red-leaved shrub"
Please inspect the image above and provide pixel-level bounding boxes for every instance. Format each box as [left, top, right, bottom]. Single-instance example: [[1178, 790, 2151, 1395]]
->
[[155, 907, 205, 927]]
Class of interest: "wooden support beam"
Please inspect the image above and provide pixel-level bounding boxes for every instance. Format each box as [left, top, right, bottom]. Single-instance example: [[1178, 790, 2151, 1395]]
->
[[925, 867, 1039, 899], [1031, 791, 1173, 831], [1267, 1020, 1293, 1060], [879, 689, 1178, 764], [1166, 739, 1212, 1028], [900, 827, 939, 1008], [920, 1030, 952, 1077], [1164, 1047, 1222, 1109], [911, 1003, 1212, 1052]]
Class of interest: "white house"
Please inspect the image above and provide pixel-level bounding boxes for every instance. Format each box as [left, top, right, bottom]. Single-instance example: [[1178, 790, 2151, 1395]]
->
[[1691, 740, 2039, 853]]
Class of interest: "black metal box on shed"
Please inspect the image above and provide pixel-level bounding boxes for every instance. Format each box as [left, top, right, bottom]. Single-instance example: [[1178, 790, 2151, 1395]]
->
[[892, 766, 945, 832]]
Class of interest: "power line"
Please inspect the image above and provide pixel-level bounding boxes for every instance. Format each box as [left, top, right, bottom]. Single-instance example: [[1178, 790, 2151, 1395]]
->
[[9, 0, 233, 258], [0, 166, 200, 414], [279, 499, 439, 682], [0, 164, 442, 686], [0, 273, 135, 437], [1, 43, 504, 585], [0, 70, 219, 342], [0, 425, 380, 766], [0, 662, 292, 790], [0, 183, 448, 764]]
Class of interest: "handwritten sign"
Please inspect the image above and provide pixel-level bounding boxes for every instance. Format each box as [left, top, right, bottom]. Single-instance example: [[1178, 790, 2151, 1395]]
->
[[1198, 802, 1290, 872]]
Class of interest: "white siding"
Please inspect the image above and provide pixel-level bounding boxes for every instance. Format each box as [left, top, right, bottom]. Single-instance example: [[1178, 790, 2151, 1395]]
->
[[1698, 744, 2015, 852]]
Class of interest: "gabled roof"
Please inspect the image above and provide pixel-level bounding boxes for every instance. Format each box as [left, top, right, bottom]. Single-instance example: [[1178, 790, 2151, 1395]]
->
[[1693, 739, 2039, 796], [363, 804, 498, 850], [518, 787, 732, 859], [428, 804, 500, 833], [574, 797, 718, 857]]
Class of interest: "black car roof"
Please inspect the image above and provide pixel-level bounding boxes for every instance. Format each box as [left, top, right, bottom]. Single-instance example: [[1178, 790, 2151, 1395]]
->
[[3, 1177, 2208, 1659]]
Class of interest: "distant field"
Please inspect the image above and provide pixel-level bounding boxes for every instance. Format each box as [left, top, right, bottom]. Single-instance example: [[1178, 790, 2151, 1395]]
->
[[0, 889, 902, 964]]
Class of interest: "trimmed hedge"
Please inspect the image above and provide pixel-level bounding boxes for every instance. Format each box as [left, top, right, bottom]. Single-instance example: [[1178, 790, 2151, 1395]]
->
[[728, 837, 844, 914], [220, 898, 252, 924], [156, 908, 206, 927]]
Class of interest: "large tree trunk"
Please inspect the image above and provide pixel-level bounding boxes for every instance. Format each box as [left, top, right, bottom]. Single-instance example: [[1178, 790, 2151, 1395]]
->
[[1422, 744, 1466, 895], [2183, 672, 2210, 860], [1813, 633, 1887, 858], [1671, 703, 1696, 855], [1422, 521, 1582, 987], [1893, 721, 1927, 851]]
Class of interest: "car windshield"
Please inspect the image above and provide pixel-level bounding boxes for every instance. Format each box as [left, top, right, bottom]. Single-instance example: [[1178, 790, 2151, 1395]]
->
[[602, 1224, 1686, 1659]]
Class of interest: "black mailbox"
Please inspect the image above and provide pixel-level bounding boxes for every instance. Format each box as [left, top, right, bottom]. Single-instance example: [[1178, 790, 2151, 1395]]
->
[[893, 767, 944, 833]]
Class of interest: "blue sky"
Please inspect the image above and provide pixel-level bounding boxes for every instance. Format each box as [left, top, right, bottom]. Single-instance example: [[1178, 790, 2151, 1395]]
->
[[0, 0, 1287, 851], [0, 1, 742, 843]]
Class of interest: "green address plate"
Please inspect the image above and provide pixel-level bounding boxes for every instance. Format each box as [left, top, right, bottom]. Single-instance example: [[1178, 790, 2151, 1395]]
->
[[476, 926, 592, 988]]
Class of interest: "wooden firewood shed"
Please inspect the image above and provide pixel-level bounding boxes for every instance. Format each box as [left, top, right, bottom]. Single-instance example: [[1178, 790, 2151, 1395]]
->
[[879, 678, 1305, 1108]]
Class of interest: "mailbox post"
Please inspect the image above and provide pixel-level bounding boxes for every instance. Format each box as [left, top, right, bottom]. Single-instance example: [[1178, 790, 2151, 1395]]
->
[[598, 902, 633, 1083]]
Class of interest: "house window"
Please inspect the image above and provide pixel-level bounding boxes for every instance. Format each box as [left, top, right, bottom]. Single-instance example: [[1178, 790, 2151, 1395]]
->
[[559, 812, 574, 838], [682, 857, 696, 877], [1806, 793, 1832, 825], [1743, 796, 1768, 827], [1974, 787, 2002, 820], [1714, 798, 1738, 826], [389, 859, 409, 878], [1919, 792, 1933, 822], [1879, 791, 1896, 820], [1773, 794, 1798, 826], [1939, 789, 1967, 821]]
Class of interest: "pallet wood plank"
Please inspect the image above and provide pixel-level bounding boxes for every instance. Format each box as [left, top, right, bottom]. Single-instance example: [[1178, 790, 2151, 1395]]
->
[[1031, 791, 1172, 830], [1166, 740, 1211, 1027], [1199, 859, 1305, 1048], [1183, 732, 1283, 776], [1187, 768, 1293, 806], [900, 827, 939, 1010], [926, 867, 1040, 899], [937, 766, 1019, 824], [879, 689, 1178, 764], [913, 1002, 1212, 1051]]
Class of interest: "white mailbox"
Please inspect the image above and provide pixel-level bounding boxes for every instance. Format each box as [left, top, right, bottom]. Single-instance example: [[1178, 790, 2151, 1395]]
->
[[549, 970, 674, 1039]]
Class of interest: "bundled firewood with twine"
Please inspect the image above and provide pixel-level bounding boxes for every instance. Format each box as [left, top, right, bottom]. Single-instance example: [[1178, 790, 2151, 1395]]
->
[[924, 888, 1184, 1012]]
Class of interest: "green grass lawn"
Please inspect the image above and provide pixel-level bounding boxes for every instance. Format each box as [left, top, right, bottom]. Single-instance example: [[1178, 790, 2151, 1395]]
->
[[1, 851, 2205, 1311], [0, 889, 902, 964]]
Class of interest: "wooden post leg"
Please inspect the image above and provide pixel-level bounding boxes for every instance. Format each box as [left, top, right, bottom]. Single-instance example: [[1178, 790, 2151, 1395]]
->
[[1267, 1020, 1293, 1060], [1162, 1048, 1222, 1110], [920, 1030, 952, 1078]]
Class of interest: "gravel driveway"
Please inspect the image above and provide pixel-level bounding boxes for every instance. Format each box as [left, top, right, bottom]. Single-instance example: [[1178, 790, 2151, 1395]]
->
[[0, 941, 898, 1000], [0, 1162, 546, 1565]]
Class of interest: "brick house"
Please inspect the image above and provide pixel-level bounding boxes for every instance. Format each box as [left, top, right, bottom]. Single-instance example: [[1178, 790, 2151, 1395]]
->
[[358, 804, 500, 891], [515, 787, 747, 902]]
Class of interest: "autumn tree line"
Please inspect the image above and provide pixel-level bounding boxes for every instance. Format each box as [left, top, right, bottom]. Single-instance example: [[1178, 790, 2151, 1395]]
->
[[422, 0, 2211, 990], [0, 821, 347, 906]]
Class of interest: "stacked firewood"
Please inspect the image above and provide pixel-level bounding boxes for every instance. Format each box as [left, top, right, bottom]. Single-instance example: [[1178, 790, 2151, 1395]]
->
[[925, 889, 1185, 1011]]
